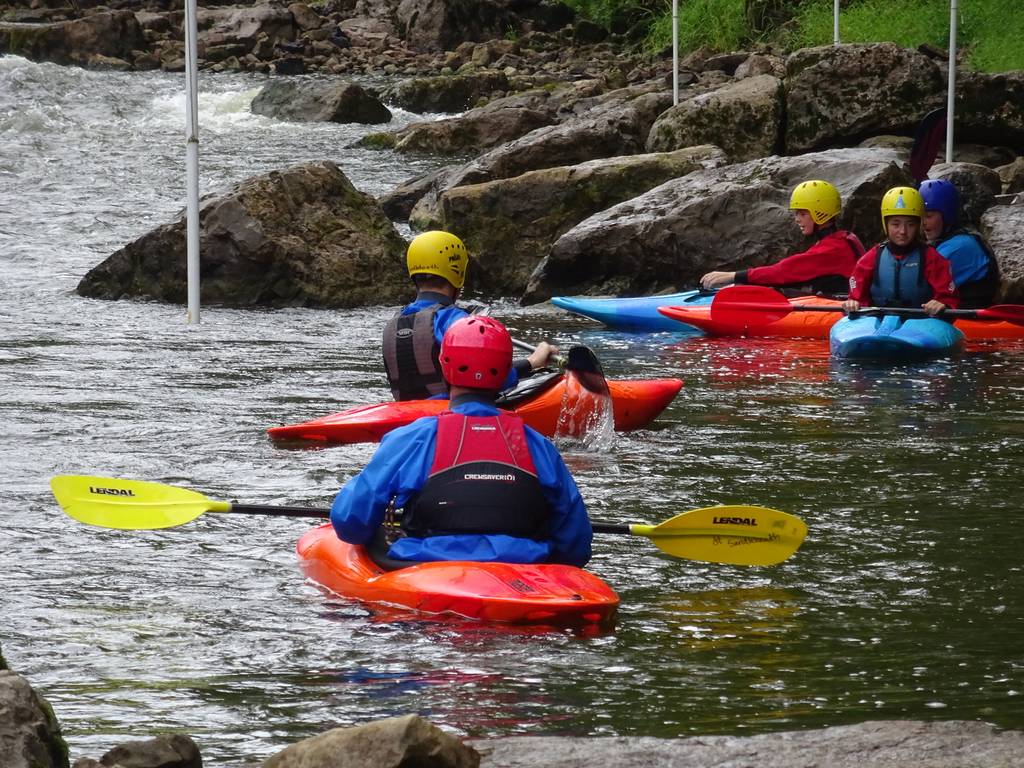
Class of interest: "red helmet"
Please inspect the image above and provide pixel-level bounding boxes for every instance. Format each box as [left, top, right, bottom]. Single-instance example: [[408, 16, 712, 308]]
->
[[440, 316, 513, 389]]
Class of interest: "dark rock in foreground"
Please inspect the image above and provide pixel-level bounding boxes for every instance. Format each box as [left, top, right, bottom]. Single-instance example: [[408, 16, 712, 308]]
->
[[262, 714, 479, 767], [0, 670, 69, 768], [72, 735, 200, 768], [473, 720, 1024, 767], [77, 160, 409, 308]]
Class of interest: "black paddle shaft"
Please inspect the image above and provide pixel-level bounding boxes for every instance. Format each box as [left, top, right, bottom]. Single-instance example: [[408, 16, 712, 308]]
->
[[232, 504, 632, 534], [229, 504, 328, 518]]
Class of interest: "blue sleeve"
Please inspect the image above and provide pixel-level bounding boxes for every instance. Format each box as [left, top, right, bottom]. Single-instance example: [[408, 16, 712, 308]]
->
[[936, 235, 990, 286], [525, 429, 592, 567], [432, 305, 520, 391], [432, 305, 470, 345], [330, 419, 438, 545]]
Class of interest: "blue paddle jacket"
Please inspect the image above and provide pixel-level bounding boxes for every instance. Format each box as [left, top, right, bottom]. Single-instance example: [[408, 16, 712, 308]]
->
[[392, 292, 525, 395], [330, 398, 593, 566], [934, 231, 992, 287]]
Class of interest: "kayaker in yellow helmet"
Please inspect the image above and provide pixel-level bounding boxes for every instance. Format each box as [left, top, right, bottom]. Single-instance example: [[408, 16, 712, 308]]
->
[[700, 180, 864, 295], [842, 186, 959, 316], [383, 230, 558, 401], [334, 315, 593, 566]]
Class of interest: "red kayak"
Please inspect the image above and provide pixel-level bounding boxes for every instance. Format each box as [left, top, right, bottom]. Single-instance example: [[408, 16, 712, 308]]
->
[[268, 375, 683, 444], [659, 297, 1024, 340], [296, 523, 618, 626]]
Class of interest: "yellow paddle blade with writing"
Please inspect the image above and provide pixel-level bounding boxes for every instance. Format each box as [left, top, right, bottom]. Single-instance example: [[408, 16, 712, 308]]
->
[[631, 505, 807, 566], [50, 475, 229, 530]]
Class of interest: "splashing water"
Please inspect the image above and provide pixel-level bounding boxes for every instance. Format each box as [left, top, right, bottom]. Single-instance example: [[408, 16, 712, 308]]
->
[[554, 374, 616, 451]]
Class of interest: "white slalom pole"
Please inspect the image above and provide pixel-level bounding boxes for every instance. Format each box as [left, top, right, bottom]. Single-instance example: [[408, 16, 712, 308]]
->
[[945, 0, 958, 162], [184, 0, 201, 324], [833, 0, 840, 45], [672, 0, 679, 105]]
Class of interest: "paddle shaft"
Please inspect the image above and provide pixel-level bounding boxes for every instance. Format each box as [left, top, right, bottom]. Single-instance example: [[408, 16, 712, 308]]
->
[[226, 506, 664, 535], [228, 504, 328, 518], [511, 337, 565, 367]]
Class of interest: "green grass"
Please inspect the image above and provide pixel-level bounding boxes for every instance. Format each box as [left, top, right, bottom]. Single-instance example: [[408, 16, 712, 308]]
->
[[789, 0, 1024, 71], [645, 0, 749, 53], [563, 0, 1024, 72]]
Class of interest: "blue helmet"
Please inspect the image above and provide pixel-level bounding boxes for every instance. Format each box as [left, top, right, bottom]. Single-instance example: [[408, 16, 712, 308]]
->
[[919, 179, 959, 232]]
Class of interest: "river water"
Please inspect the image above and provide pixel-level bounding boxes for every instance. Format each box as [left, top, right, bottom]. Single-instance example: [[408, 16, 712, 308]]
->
[[2, 55, 1023, 766]]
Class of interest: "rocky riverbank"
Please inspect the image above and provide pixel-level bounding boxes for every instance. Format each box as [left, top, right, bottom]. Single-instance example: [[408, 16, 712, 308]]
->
[[4, 645, 1023, 768], [4, 2, 1024, 308]]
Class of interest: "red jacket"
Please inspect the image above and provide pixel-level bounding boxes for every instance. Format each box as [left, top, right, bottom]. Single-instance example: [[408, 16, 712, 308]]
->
[[848, 243, 959, 308], [736, 229, 864, 288]]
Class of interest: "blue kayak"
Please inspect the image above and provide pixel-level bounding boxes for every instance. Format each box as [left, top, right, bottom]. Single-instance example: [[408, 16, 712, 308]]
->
[[829, 314, 965, 360], [551, 290, 713, 332]]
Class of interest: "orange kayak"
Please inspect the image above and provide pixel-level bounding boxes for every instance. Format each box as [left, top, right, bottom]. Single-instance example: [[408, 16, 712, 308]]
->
[[296, 523, 618, 626], [659, 297, 1024, 341], [268, 375, 683, 444]]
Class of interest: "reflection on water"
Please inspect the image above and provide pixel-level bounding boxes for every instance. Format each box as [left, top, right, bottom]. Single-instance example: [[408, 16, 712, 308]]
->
[[3, 55, 1024, 767]]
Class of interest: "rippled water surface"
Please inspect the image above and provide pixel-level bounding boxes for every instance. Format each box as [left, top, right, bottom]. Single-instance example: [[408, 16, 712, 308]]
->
[[2, 56, 1023, 766]]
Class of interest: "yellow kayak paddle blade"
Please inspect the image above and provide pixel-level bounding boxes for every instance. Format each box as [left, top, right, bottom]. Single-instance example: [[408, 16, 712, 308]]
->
[[631, 505, 807, 566], [50, 475, 229, 530]]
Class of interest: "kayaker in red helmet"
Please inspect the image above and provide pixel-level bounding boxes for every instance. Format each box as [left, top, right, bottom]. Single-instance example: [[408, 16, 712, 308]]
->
[[842, 186, 959, 316], [383, 230, 558, 401], [700, 180, 864, 296], [333, 315, 593, 567]]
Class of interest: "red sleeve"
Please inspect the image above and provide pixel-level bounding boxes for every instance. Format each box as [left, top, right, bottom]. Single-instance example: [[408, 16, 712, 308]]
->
[[744, 231, 861, 286], [847, 247, 879, 304], [923, 245, 959, 308]]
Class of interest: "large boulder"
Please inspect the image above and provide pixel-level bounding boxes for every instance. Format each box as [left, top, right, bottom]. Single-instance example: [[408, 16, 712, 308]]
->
[[395, 0, 518, 52], [408, 90, 674, 227], [77, 161, 409, 308], [646, 74, 783, 161], [433, 145, 728, 295], [380, 165, 455, 221], [982, 201, 1024, 303], [957, 70, 1024, 152], [198, 3, 296, 52], [381, 70, 510, 113], [262, 714, 478, 768], [784, 43, 945, 153], [0, 670, 69, 768], [73, 735, 201, 768], [251, 80, 392, 124], [523, 147, 910, 302], [0, 11, 145, 68], [376, 108, 555, 155], [925, 162, 1001, 226]]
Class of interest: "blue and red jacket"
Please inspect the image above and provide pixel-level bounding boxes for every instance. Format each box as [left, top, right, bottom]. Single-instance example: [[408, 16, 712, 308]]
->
[[330, 396, 593, 566]]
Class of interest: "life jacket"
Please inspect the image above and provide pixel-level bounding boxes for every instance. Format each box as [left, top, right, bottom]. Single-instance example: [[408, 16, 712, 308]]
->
[[401, 411, 552, 540], [938, 227, 1000, 309], [870, 243, 932, 308], [382, 303, 447, 401]]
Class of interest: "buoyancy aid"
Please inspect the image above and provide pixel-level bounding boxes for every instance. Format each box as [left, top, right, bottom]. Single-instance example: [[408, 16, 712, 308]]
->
[[401, 411, 553, 539], [870, 243, 932, 307], [938, 227, 1000, 308], [382, 302, 446, 401]]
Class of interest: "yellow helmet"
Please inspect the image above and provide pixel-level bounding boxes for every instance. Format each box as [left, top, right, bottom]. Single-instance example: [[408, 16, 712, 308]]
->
[[880, 186, 925, 231], [406, 231, 469, 289], [789, 180, 841, 225]]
